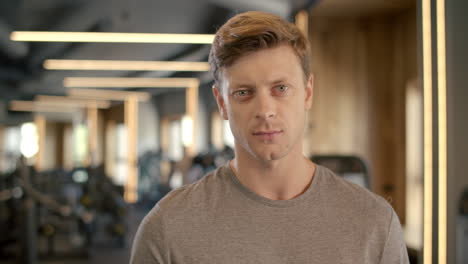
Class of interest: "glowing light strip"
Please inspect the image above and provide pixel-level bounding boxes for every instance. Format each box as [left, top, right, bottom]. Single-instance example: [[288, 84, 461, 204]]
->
[[64, 77, 199, 88], [10, 100, 84, 112], [437, 0, 447, 262], [44, 59, 210, 71], [11, 31, 214, 44], [35, 95, 110, 108], [67, 88, 151, 101], [33, 99, 109, 108], [9, 105, 76, 113], [422, 0, 433, 262]]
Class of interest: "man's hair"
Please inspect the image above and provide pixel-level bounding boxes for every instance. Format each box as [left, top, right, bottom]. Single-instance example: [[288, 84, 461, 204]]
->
[[209, 11, 311, 86]]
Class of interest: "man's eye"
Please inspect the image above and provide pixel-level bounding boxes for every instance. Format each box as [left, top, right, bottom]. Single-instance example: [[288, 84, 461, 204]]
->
[[234, 90, 251, 97], [275, 85, 289, 93]]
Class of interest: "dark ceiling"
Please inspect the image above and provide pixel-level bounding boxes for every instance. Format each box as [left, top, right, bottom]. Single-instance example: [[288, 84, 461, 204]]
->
[[0, 0, 316, 124], [0, 0, 415, 124]]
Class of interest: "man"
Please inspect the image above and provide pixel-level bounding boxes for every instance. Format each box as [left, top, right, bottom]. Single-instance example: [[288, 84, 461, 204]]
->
[[131, 11, 409, 263]]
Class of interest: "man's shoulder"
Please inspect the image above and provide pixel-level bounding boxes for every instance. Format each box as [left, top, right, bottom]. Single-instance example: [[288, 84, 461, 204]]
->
[[314, 166, 407, 262], [144, 166, 224, 222], [317, 165, 394, 221], [131, 167, 225, 264]]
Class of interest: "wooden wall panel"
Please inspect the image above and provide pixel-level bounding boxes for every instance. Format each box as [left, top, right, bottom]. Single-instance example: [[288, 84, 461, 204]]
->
[[55, 122, 65, 169], [96, 109, 105, 166], [308, 17, 368, 165], [307, 9, 417, 223], [308, 17, 370, 158], [63, 123, 73, 171]]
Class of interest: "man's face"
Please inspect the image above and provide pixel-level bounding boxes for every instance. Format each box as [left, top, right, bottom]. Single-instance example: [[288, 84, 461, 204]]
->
[[213, 44, 313, 163]]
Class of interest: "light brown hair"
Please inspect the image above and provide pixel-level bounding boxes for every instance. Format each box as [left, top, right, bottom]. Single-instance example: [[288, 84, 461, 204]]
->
[[209, 11, 311, 86]]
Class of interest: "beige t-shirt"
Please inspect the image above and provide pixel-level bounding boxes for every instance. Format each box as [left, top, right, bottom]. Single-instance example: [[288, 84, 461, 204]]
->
[[131, 163, 409, 264]]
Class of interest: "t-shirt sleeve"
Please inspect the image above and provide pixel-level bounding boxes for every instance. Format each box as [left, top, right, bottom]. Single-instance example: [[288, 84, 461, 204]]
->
[[130, 205, 168, 264], [379, 209, 410, 264]]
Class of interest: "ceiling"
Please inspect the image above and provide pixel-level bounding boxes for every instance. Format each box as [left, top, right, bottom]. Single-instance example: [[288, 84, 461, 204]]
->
[[312, 0, 414, 16], [0, 0, 414, 124]]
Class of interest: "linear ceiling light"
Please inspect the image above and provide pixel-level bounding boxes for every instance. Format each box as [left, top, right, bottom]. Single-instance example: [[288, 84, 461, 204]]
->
[[44, 59, 210, 71], [10, 99, 110, 110], [67, 88, 151, 101], [64, 77, 199, 88], [10, 100, 79, 113], [35, 95, 111, 109], [10, 31, 214, 44]]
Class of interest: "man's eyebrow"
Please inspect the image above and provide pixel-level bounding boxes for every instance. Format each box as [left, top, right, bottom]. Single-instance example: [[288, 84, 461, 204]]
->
[[229, 82, 255, 89], [228, 77, 290, 88], [269, 77, 290, 85]]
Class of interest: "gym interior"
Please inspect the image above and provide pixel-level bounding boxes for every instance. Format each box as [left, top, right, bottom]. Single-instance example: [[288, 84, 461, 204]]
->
[[0, 0, 466, 263]]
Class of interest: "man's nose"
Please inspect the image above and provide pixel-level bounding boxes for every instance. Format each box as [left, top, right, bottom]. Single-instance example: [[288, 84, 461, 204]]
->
[[255, 92, 276, 120]]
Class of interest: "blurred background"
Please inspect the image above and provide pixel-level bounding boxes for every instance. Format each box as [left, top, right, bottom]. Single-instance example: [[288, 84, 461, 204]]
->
[[0, 0, 466, 263]]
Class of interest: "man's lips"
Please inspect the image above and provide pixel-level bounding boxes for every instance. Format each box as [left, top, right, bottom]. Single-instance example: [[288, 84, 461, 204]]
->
[[252, 130, 283, 141], [252, 130, 282, 136]]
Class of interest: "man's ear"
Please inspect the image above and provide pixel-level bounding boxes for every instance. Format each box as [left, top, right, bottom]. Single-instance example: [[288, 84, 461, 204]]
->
[[305, 74, 314, 110], [212, 84, 228, 120]]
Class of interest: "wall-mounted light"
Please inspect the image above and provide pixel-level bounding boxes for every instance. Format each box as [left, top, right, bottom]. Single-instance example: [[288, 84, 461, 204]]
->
[[436, 0, 447, 262], [44, 59, 210, 72], [422, 0, 433, 261], [422, 0, 448, 263], [10, 31, 214, 44]]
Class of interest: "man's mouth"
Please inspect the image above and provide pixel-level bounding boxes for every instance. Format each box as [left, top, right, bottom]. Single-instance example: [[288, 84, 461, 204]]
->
[[253, 130, 282, 135], [252, 130, 283, 141]]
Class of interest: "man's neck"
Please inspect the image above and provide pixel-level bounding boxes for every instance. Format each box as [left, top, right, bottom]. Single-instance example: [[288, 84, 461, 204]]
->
[[230, 147, 316, 201]]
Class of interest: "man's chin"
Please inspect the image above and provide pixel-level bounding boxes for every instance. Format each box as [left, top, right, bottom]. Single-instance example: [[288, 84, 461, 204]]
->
[[253, 150, 288, 163], [238, 142, 288, 163]]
